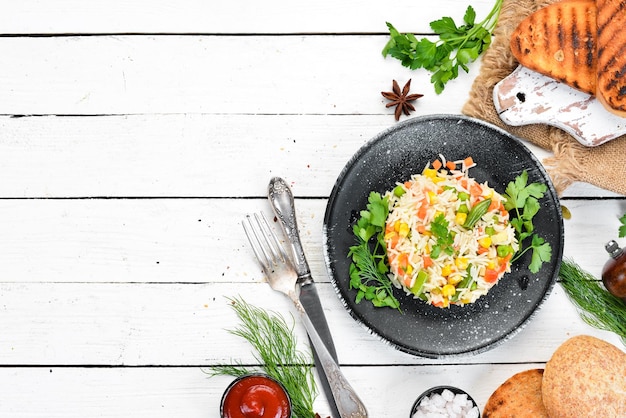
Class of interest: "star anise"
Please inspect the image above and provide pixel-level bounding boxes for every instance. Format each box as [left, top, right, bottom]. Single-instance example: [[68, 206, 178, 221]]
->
[[381, 79, 423, 121]]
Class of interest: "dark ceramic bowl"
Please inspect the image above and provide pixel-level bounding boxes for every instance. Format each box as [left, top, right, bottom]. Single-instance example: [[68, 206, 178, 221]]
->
[[220, 373, 292, 418], [410, 385, 480, 418], [324, 114, 564, 358]]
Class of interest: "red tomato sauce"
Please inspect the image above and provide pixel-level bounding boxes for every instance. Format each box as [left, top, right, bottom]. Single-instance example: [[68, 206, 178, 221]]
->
[[221, 374, 291, 418]]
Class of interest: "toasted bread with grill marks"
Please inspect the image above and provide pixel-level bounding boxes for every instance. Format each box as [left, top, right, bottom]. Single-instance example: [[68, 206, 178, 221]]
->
[[596, 0, 626, 115], [510, 0, 597, 95]]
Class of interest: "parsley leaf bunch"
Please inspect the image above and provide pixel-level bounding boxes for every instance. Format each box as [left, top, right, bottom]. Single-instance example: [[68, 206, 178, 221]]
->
[[348, 192, 401, 310], [382, 0, 503, 94], [503, 171, 552, 273], [430, 213, 455, 258]]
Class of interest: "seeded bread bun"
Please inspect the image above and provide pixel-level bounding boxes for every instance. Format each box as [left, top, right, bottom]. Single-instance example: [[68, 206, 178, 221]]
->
[[542, 335, 626, 418], [483, 369, 549, 417]]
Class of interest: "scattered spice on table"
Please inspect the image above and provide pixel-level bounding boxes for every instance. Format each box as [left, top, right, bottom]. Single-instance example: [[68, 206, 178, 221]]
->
[[381, 79, 423, 120]]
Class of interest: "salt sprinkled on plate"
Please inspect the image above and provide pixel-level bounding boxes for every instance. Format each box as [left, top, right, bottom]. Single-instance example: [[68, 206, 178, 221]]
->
[[412, 388, 479, 418]]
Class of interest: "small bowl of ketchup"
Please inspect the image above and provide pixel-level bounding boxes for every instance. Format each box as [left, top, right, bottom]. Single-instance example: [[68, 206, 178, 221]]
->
[[220, 373, 292, 418]]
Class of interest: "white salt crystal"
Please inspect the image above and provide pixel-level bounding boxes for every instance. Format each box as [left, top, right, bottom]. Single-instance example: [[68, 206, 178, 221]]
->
[[412, 389, 478, 418]]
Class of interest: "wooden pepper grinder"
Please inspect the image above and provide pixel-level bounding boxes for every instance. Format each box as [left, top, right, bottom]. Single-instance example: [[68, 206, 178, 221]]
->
[[602, 240, 626, 302]]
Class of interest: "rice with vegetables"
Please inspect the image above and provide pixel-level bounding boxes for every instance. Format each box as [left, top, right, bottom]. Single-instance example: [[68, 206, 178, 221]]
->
[[384, 156, 518, 308]]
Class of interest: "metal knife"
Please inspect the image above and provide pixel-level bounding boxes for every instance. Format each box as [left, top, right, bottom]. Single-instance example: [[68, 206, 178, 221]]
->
[[267, 176, 341, 417]]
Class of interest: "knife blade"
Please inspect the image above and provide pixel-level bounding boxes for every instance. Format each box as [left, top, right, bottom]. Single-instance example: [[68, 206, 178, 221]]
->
[[267, 176, 340, 417]]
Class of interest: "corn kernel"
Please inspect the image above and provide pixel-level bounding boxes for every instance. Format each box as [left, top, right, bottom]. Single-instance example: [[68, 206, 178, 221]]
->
[[427, 191, 438, 204], [483, 188, 494, 199], [455, 257, 469, 270], [404, 264, 413, 276], [447, 275, 463, 285], [398, 222, 410, 237], [423, 168, 437, 178], [478, 236, 492, 248], [442, 284, 456, 297], [441, 264, 453, 277], [455, 212, 467, 225], [487, 260, 496, 270]]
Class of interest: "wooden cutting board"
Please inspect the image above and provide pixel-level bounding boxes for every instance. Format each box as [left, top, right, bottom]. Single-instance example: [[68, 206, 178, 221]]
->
[[493, 65, 626, 147]]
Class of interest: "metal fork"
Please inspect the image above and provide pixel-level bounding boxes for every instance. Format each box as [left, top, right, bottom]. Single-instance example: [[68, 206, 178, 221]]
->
[[243, 213, 368, 418]]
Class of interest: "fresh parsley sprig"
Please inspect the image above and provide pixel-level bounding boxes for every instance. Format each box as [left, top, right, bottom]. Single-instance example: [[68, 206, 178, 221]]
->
[[382, 0, 503, 93], [430, 214, 455, 258], [619, 213, 626, 238], [348, 192, 401, 310], [503, 171, 552, 273]]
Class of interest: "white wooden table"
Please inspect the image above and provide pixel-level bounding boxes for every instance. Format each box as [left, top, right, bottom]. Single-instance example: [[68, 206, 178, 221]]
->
[[0, 1, 624, 416]]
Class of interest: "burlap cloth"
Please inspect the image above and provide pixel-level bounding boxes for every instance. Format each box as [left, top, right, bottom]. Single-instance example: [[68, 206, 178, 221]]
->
[[462, 0, 626, 196]]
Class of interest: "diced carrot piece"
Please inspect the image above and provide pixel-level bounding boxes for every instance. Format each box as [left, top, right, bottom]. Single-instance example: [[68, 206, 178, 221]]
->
[[389, 234, 400, 249], [417, 200, 429, 219], [488, 199, 499, 212], [422, 255, 433, 268], [417, 224, 427, 234], [484, 268, 499, 283], [463, 156, 474, 167], [397, 253, 409, 268], [470, 182, 482, 197], [446, 160, 456, 170], [432, 159, 442, 170], [477, 246, 489, 254]]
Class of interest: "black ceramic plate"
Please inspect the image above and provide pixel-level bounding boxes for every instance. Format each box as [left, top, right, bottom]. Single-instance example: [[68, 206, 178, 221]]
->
[[323, 114, 563, 358]]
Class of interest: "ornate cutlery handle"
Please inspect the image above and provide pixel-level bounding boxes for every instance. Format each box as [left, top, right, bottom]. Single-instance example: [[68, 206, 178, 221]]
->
[[268, 177, 311, 282], [294, 300, 368, 418]]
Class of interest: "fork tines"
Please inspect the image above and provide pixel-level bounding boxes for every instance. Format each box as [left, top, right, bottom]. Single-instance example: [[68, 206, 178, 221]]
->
[[242, 212, 290, 271]]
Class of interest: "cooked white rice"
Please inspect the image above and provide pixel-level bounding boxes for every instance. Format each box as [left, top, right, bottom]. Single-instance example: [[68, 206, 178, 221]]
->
[[384, 157, 518, 308]]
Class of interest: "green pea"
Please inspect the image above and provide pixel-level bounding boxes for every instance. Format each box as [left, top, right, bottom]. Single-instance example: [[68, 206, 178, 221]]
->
[[497, 245, 513, 258], [458, 192, 470, 201], [393, 185, 406, 197]]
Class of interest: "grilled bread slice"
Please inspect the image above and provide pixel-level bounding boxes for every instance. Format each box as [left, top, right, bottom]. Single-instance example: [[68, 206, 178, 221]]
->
[[510, 0, 597, 95], [596, 0, 626, 115]]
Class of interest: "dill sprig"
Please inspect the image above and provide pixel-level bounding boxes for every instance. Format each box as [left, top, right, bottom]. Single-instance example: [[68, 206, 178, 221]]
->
[[559, 259, 626, 346], [208, 297, 318, 418]]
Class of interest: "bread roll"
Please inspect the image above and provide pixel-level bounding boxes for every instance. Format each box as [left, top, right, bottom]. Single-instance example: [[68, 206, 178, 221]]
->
[[483, 369, 549, 417], [542, 335, 626, 417]]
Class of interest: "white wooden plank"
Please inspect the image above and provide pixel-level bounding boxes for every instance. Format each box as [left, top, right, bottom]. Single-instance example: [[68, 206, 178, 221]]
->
[[0, 114, 615, 198], [0, 360, 622, 417], [0, 0, 498, 35], [0, 35, 479, 115], [0, 198, 621, 284], [0, 281, 622, 367]]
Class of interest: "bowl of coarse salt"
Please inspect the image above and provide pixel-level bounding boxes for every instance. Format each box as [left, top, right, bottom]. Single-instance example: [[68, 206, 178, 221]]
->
[[410, 386, 480, 418]]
